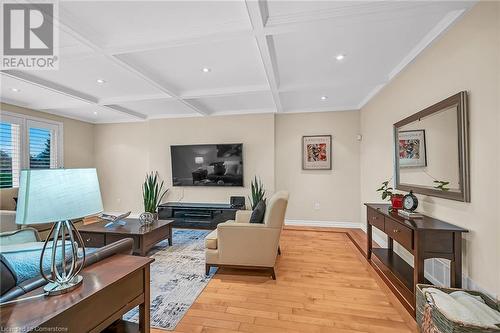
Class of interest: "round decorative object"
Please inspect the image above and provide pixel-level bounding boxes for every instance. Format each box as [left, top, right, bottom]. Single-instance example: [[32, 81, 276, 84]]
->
[[403, 191, 418, 211], [139, 212, 155, 226]]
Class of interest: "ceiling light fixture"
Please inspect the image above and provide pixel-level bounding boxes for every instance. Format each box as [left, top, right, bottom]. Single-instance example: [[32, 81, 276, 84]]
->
[[335, 54, 345, 61], [93, 111, 98, 115], [10, 88, 20, 92], [201, 67, 211, 73], [96, 79, 106, 84], [320, 96, 328, 101]]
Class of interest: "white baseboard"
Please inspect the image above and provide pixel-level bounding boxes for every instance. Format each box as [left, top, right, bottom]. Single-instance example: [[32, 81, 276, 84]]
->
[[285, 219, 362, 229]]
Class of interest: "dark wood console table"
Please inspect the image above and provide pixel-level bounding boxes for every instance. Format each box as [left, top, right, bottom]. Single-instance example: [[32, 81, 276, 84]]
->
[[0, 255, 153, 332], [158, 202, 239, 229], [365, 203, 468, 315]]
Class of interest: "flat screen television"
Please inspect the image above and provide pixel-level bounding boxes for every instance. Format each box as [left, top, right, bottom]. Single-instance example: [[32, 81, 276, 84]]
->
[[170, 144, 243, 186]]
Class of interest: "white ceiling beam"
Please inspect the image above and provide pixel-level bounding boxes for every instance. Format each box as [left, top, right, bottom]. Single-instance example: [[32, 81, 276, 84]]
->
[[55, 10, 209, 117], [2, 70, 97, 104], [181, 85, 271, 100], [108, 30, 254, 56], [98, 93, 172, 106], [245, 0, 283, 113], [79, 1, 475, 58], [1, 71, 148, 120], [102, 105, 147, 120]]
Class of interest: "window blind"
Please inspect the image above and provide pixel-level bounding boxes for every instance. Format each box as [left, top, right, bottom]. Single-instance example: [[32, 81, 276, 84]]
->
[[29, 127, 57, 169], [0, 121, 21, 188]]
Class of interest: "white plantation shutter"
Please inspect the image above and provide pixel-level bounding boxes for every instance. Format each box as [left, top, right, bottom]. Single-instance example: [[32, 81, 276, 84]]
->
[[27, 121, 59, 169], [0, 112, 63, 188], [0, 115, 23, 188]]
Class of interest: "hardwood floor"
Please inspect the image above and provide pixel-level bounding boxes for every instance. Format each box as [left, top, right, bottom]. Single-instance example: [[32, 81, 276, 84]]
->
[[152, 228, 418, 333]]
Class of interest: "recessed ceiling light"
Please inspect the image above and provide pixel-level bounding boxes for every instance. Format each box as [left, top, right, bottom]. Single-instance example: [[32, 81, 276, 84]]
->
[[96, 79, 106, 84], [201, 67, 211, 73], [93, 111, 98, 115], [320, 96, 328, 101], [10, 88, 20, 92], [335, 54, 345, 61]]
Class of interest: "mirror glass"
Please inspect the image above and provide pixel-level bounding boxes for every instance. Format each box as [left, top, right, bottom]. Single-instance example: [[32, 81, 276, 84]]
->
[[394, 91, 469, 202], [397, 105, 460, 192]]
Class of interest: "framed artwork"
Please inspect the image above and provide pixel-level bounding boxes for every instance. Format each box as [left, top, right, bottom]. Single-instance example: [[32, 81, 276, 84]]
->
[[398, 130, 427, 167], [302, 135, 332, 170]]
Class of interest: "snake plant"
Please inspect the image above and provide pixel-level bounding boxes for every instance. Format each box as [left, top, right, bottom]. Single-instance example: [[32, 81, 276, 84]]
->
[[142, 171, 168, 213], [249, 176, 266, 210]]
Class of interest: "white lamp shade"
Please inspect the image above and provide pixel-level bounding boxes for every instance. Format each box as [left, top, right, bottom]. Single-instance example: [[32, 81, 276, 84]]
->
[[16, 168, 103, 225], [195, 157, 204, 164]]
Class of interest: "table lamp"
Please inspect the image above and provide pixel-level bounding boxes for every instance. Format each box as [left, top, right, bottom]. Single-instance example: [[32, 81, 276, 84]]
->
[[15, 168, 103, 295]]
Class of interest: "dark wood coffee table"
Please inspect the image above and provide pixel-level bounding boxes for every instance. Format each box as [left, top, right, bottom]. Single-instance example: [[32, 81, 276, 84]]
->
[[79, 218, 174, 256]]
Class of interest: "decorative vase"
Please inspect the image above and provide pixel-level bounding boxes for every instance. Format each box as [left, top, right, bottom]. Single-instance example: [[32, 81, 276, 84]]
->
[[391, 194, 404, 210], [139, 212, 156, 226]]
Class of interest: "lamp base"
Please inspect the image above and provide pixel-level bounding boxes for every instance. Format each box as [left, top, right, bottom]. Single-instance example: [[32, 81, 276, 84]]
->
[[43, 275, 83, 296], [40, 219, 87, 297]]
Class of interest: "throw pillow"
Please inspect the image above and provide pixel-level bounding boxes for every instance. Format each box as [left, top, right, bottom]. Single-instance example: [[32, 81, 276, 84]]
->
[[249, 200, 266, 224]]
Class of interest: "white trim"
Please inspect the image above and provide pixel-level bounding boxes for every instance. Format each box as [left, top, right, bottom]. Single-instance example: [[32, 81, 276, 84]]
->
[[357, 7, 470, 110], [0, 110, 64, 187], [285, 219, 362, 229], [387, 9, 466, 81]]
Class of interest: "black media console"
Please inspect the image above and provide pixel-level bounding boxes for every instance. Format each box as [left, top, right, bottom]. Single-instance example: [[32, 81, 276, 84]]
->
[[157, 202, 240, 229]]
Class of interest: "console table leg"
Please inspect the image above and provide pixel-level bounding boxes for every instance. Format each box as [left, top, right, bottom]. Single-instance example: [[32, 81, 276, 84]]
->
[[366, 223, 372, 259], [451, 232, 462, 288], [413, 232, 425, 294], [139, 266, 150, 333]]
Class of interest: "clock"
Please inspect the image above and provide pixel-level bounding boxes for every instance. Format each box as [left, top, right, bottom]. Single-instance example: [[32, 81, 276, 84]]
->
[[403, 191, 418, 211]]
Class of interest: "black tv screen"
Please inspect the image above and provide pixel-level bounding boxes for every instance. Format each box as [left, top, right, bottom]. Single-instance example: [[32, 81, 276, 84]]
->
[[170, 144, 243, 186]]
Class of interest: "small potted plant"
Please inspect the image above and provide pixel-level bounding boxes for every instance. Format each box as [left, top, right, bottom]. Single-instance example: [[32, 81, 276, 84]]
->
[[376, 179, 403, 211], [249, 176, 266, 210], [141, 171, 168, 225]]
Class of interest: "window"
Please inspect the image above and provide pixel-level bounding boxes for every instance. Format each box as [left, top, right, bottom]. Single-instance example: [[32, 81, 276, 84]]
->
[[0, 112, 63, 188]]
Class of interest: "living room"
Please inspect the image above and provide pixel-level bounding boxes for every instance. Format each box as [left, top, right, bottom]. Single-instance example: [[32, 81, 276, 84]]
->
[[1, 1, 499, 332]]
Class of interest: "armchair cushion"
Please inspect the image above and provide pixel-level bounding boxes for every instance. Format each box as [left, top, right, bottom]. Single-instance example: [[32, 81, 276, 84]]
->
[[205, 229, 218, 250], [235, 210, 252, 223], [249, 200, 266, 224]]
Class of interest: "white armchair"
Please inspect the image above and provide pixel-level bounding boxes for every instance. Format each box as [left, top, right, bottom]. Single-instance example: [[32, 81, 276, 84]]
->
[[204, 191, 289, 279]]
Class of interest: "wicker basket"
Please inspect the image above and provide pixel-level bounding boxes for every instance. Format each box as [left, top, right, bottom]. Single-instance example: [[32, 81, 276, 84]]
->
[[416, 284, 500, 333]]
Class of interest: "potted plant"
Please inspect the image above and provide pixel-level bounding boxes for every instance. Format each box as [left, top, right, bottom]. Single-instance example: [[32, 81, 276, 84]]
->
[[376, 179, 403, 210], [142, 171, 168, 224], [249, 176, 266, 210]]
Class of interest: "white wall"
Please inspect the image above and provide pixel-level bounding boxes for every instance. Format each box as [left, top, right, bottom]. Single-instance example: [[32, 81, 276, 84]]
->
[[93, 111, 363, 227], [94, 113, 276, 213], [360, 2, 500, 299], [275, 111, 361, 227]]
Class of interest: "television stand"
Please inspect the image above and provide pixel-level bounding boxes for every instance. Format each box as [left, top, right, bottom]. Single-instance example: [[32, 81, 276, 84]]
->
[[158, 202, 239, 229]]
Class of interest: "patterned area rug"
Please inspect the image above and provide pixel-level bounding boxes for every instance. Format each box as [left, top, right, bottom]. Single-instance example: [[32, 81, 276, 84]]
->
[[124, 229, 216, 330]]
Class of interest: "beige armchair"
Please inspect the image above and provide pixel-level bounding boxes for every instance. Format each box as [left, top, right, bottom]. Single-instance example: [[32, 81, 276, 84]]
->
[[204, 191, 289, 279]]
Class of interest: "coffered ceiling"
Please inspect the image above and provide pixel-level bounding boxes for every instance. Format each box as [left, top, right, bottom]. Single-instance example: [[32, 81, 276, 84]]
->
[[0, 1, 476, 123]]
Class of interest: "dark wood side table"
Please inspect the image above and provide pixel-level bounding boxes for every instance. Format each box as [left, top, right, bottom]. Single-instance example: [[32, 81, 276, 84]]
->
[[79, 218, 174, 256], [365, 203, 468, 316], [0, 254, 154, 332]]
